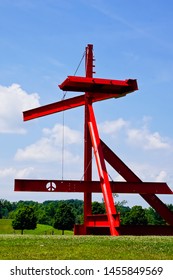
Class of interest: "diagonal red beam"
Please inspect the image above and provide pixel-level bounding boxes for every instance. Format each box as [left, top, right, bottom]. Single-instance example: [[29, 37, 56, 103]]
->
[[101, 139, 173, 226], [23, 94, 85, 121], [87, 103, 120, 235], [23, 92, 131, 122], [14, 179, 173, 194]]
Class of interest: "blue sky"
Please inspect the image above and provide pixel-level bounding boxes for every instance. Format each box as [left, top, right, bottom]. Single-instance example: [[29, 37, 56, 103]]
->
[[0, 0, 173, 207]]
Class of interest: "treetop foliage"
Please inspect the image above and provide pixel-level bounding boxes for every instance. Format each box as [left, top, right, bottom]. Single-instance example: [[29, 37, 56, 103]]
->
[[0, 198, 173, 227], [12, 205, 37, 234], [53, 202, 75, 234]]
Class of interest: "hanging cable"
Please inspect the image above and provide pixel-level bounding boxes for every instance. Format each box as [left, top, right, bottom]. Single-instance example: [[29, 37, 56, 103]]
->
[[80, 154, 94, 182], [61, 50, 86, 180], [108, 173, 114, 182], [62, 91, 67, 101], [73, 50, 86, 76], [61, 50, 86, 102]]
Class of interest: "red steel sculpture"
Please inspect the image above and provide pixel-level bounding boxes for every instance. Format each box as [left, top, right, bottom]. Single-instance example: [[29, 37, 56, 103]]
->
[[15, 44, 173, 235]]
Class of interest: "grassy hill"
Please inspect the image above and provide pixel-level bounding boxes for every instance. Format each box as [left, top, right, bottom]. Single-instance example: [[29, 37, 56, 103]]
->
[[0, 219, 72, 235]]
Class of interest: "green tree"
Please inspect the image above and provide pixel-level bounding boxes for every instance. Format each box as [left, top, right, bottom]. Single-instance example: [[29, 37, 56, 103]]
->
[[167, 204, 173, 212], [0, 201, 2, 219], [145, 207, 166, 225], [53, 202, 75, 235], [0, 199, 16, 218], [117, 205, 131, 225], [123, 205, 148, 225], [12, 206, 37, 234], [37, 209, 50, 225], [92, 201, 105, 214], [113, 194, 127, 207]]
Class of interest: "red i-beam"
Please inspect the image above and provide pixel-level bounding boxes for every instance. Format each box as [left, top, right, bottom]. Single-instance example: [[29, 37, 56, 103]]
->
[[15, 44, 173, 236]]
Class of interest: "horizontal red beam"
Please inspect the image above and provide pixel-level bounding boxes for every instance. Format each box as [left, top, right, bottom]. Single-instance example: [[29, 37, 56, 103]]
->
[[86, 214, 120, 227], [14, 179, 173, 194], [59, 76, 138, 94], [81, 225, 173, 235]]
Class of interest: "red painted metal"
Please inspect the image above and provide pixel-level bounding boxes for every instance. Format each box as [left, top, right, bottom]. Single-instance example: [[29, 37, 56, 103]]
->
[[15, 44, 173, 235], [86, 214, 120, 227], [59, 76, 138, 94], [118, 225, 173, 236], [101, 140, 173, 226], [15, 179, 172, 194], [23, 92, 130, 121], [83, 44, 93, 233], [23, 95, 85, 121], [87, 102, 118, 235], [84, 225, 173, 236]]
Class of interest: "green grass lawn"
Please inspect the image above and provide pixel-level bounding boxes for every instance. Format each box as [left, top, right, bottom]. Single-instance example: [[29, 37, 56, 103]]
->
[[0, 234, 173, 260], [0, 219, 173, 260]]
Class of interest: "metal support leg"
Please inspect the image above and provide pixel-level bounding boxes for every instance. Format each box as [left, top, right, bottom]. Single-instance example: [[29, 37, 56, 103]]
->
[[88, 103, 120, 235]]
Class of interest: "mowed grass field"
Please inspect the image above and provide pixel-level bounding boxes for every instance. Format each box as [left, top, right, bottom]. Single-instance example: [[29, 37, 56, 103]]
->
[[0, 220, 173, 260]]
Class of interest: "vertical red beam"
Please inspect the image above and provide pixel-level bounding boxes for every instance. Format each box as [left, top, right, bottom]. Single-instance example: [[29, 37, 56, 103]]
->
[[88, 104, 119, 235], [83, 44, 94, 229], [85, 44, 94, 77]]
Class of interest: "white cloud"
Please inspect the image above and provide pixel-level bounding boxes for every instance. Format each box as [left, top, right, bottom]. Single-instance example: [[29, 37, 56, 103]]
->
[[43, 124, 82, 145], [0, 83, 40, 134], [121, 161, 171, 187], [15, 123, 82, 163], [155, 170, 167, 182], [127, 127, 170, 150], [15, 138, 55, 162], [99, 116, 171, 150], [0, 167, 34, 179], [0, 167, 16, 178], [99, 118, 128, 134]]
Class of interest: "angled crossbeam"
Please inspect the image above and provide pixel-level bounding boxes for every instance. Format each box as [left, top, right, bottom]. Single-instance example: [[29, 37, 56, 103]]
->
[[101, 139, 173, 226], [87, 103, 120, 235], [23, 92, 129, 122], [23, 95, 85, 121], [14, 179, 173, 194]]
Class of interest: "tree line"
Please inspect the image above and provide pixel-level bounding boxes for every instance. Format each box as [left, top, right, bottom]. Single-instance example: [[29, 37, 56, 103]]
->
[[0, 198, 173, 234]]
